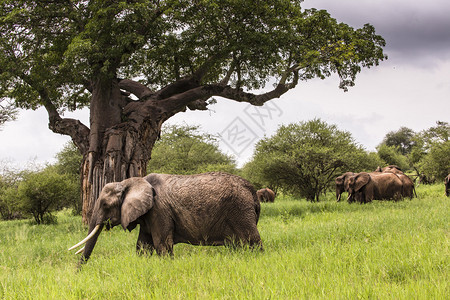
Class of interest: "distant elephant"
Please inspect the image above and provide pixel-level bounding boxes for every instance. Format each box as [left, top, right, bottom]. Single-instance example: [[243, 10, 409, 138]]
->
[[396, 173, 416, 199], [256, 188, 275, 203], [347, 172, 403, 203], [445, 174, 450, 197], [335, 172, 355, 202], [375, 165, 404, 174], [69, 172, 263, 265], [375, 165, 416, 198]]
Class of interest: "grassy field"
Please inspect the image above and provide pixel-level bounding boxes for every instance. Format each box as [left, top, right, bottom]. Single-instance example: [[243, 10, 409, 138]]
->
[[0, 184, 448, 299]]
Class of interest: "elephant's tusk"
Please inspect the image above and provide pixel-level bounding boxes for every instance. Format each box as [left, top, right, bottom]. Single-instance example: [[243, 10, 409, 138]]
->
[[75, 246, 85, 255], [347, 194, 351, 201], [68, 225, 101, 251], [337, 194, 341, 202]]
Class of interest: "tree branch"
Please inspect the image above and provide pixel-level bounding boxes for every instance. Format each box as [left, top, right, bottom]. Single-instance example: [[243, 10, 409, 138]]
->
[[154, 52, 230, 100], [118, 79, 154, 100], [42, 97, 90, 154], [156, 65, 299, 112]]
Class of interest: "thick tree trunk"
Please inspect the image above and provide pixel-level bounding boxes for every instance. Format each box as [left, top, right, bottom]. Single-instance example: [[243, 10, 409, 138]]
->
[[80, 124, 160, 223], [79, 78, 164, 224]]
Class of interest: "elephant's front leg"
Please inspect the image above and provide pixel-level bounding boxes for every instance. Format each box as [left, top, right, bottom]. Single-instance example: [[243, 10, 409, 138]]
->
[[153, 232, 174, 256], [136, 226, 154, 256]]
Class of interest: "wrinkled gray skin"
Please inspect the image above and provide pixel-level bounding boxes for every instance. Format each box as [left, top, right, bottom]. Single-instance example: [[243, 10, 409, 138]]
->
[[256, 188, 275, 203], [445, 174, 450, 197], [335, 172, 355, 202], [347, 172, 403, 203], [77, 172, 262, 265]]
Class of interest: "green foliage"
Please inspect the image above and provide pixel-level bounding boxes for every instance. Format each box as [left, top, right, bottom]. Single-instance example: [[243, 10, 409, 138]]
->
[[54, 142, 82, 214], [0, 185, 447, 298], [243, 119, 378, 201], [416, 141, 450, 181], [17, 167, 78, 224], [0, 163, 25, 220], [0, 98, 18, 128], [147, 124, 236, 175], [380, 126, 416, 155], [54, 142, 82, 178], [0, 1, 386, 112], [406, 121, 450, 181], [376, 144, 410, 171]]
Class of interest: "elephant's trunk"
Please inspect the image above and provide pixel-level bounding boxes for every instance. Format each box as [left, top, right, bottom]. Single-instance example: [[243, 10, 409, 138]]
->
[[68, 222, 103, 266], [80, 222, 103, 265]]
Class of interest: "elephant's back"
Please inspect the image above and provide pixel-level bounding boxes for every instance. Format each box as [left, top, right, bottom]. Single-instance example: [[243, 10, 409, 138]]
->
[[145, 172, 256, 205]]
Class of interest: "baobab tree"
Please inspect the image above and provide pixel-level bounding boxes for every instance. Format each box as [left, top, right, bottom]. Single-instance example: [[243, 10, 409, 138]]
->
[[0, 1, 386, 223]]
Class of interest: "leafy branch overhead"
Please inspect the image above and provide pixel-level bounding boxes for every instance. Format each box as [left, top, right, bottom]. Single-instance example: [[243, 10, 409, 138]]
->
[[0, 1, 386, 123]]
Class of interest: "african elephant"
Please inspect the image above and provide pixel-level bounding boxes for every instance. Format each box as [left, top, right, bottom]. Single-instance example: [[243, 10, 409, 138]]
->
[[256, 188, 275, 203], [374, 165, 404, 174], [347, 172, 403, 203], [445, 174, 450, 197], [69, 172, 263, 264], [375, 165, 416, 198], [335, 172, 355, 202], [396, 173, 416, 199]]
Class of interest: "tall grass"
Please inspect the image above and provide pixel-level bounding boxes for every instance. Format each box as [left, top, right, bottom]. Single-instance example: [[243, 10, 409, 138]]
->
[[0, 184, 448, 299]]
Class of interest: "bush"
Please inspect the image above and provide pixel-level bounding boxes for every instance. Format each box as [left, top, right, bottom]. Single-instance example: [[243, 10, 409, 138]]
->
[[376, 144, 410, 171], [416, 141, 450, 182], [148, 124, 237, 175], [17, 167, 78, 224]]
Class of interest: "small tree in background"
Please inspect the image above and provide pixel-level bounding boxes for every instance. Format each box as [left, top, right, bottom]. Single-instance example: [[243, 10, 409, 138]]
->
[[408, 121, 449, 182], [243, 119, 378, 202], [381, 127, 416, 155], [147, 124, 236, 175], [416, 141, 450, 181], [0, 162, 27, 220], [54, 142, 83, 214], [376, 144, 410, 171], [17, 167, 78, 224]]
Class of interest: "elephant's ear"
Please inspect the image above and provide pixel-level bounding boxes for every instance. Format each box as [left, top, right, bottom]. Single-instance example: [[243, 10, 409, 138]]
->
[[354, 173, 371, 192], [335, 176, 343, 185], [120, 178, 155, 231]]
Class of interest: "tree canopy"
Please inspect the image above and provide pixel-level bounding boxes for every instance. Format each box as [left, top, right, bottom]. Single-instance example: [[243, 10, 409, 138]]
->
[[0, 1, 386, 110], [380, 127, 416, 155]]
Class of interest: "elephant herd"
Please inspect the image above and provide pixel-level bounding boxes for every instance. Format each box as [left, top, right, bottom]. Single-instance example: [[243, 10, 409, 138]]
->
[[68, 168, 446, 266], [335, 165, 416, 204]]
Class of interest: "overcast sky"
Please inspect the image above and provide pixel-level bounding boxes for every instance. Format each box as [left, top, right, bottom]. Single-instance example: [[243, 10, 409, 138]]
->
[[1, 0, 449, 168]]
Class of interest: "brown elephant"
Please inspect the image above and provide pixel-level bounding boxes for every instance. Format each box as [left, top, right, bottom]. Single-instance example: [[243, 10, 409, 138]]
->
[[69, 172, 263, 265], [375, 165, 416, 198], [335, 172, 355, 202], [256, 188, 275, 203], [375, 165, 404, 174], [445, 174, 450, 197], [347, 172, 403, 203], [396, 173, 416, 199]]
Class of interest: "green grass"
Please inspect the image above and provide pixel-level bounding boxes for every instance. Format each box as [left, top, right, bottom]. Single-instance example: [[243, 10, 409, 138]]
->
[[0, 184, 448, 299]]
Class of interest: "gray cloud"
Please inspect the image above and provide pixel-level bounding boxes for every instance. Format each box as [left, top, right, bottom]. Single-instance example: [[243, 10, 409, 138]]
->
[[303, 0, 450, 65]]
